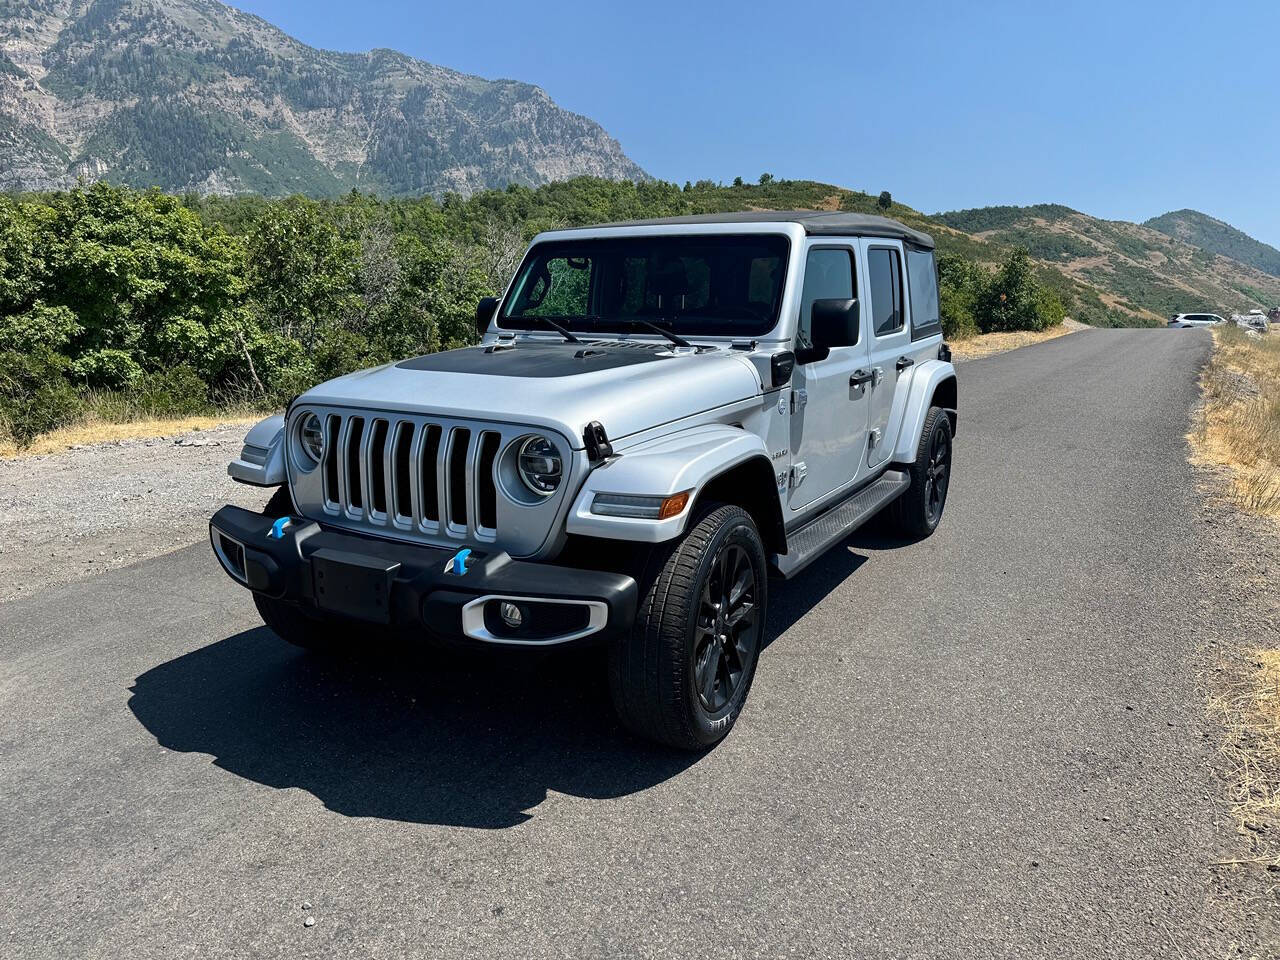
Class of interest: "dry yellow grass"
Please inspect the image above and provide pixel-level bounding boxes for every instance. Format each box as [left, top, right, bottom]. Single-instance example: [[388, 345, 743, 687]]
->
[[0, 413, 266, 459], [1190, 326, 1280, 519], [948, 323, 1077, 361], [1210, 648, 1280, 867]]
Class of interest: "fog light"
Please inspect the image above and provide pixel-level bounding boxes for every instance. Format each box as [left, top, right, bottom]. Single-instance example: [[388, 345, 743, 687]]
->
[[499, 601, 524, 629]]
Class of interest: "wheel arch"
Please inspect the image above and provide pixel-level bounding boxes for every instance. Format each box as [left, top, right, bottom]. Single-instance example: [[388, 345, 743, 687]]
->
[[892, 359, 958, 464], [690, 456, 786, 556], [565, 424, 785, 551]]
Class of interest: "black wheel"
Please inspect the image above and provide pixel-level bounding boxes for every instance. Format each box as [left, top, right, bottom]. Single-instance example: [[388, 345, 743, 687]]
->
[[892, 405, 953, 538], [253, 485, 348, 653], [253, 592, 351, 653], [608, 503, 768, 750]]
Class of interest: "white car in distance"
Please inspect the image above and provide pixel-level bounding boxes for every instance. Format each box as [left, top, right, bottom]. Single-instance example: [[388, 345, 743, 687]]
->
[[1167, 313, 1226, 328]]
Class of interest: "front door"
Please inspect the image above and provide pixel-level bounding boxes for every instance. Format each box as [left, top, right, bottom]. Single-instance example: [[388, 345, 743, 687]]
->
[[861, 240, 912, 469], [787, 243, 871, 511]]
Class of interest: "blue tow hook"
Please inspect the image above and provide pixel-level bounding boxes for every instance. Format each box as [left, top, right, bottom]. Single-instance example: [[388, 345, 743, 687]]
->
[[268, 516, 293, 540], [445, 547, 472, 576]]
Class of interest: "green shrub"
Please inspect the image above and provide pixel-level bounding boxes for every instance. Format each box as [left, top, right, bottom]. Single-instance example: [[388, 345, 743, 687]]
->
[[70, 348, 144, 389], [0, 348, 84, 446], [938, 254, 986, 340], [0, 302, 81, 351]]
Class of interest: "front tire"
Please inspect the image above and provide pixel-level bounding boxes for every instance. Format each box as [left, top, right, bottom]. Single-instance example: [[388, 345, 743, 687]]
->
[[254, 485, 348, 653], [253, 593, 350, 653], [891, 404, 953, 538], [608, 504, 768, 750]]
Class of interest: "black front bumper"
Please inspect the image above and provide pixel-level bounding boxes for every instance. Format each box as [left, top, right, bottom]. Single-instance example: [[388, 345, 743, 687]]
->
[[209, 505, 637, 646]]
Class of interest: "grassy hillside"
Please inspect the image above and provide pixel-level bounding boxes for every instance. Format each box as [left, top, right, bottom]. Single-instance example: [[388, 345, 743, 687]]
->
[[936, 204, 1280, 322], [1145, 209, 1280, 279]]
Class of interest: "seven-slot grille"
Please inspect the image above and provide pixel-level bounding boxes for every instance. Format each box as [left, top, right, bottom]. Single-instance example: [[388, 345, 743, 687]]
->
[[318, 413, 504, 541]]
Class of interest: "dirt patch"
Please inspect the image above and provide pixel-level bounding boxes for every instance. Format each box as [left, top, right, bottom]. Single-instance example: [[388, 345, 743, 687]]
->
[[949, 322, 1080, 361], [1, 414, 266, 459], [0, 422, 276, 602]]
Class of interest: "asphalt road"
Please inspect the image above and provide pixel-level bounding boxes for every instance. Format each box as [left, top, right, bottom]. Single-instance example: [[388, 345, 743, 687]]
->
[[0, 329, 1258, 958]]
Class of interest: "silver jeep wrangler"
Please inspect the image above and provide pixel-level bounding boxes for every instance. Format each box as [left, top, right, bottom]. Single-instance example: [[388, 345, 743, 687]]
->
[[210, 211, 958, 749]]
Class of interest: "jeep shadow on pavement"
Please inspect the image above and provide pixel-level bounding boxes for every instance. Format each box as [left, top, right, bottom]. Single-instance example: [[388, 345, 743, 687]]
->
[[208, 211, 958, 751], [127, 546, 868, 828]]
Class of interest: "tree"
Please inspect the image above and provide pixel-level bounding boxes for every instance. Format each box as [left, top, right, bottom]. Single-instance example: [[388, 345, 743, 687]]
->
[[976, 249, 1064, 333], [877, 191, 892, 211], [759, 173, 774, 185], [733, 176, 744, 187]]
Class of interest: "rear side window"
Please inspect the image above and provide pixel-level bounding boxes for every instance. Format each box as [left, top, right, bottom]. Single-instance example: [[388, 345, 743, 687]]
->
[[797, 247, 855, 348], [905, 246, 941, 340], [868, 247, 904, 336]]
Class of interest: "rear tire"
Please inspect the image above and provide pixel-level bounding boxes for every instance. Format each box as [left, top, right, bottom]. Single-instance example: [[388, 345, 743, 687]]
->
[[608, 503, 768, 750], [891, 405, 953, 538]]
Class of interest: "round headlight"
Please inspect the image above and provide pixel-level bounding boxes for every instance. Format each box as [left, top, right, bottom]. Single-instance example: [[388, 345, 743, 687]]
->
[[297, 412, 324, 467], [516, 435, 562, 497]]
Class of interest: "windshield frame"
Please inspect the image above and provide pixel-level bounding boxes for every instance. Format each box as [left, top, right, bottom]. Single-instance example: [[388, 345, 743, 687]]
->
[[496, 232, 793, 340]]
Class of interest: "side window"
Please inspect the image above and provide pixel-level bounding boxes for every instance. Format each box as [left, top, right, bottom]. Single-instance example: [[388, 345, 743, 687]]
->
[[797, 248, 855, 347], [868, 247, 904, 336], [905, 246, 940, 338]]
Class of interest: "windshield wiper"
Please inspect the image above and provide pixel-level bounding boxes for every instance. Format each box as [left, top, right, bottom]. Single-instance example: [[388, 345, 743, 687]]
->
[[527, 315, 583, 344], [619, 317, 692, 349]]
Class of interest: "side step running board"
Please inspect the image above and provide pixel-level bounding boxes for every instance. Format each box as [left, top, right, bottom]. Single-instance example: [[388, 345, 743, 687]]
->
[[770, 470, 911, 579]]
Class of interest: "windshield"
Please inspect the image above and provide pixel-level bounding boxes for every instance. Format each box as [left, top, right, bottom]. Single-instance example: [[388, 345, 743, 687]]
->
[[499, 235, 789, 338]]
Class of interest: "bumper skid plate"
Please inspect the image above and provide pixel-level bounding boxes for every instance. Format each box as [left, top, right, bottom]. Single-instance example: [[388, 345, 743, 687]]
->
[[209, 504, 637, 645]]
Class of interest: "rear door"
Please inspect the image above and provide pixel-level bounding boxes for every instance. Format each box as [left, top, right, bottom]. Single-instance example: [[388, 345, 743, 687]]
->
[[861, 240, 911, 469]]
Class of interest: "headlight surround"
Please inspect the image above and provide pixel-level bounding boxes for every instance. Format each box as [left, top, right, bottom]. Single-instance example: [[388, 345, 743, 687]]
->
[[516, 435, 562, 497], [295, 412, 324, 468]]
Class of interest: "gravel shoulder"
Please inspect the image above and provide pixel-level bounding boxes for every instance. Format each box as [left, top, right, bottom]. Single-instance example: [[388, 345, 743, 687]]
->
[[0, 423, 274, 602]]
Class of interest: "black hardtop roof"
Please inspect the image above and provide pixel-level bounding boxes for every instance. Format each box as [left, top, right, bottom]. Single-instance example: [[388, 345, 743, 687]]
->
[[581, 210, 934, 250]]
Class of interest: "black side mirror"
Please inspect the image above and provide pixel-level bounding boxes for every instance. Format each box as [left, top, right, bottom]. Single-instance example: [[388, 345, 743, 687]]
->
[[475, 297, 499, 338], [810, 298, 860, 350]]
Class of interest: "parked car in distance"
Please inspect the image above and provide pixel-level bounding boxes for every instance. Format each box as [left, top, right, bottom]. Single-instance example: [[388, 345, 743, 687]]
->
[[1167, 313, 1226, 328], [209, 211, 959, 750]]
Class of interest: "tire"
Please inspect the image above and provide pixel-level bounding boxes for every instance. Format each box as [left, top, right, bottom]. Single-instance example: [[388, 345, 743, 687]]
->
[[253, 592, 351, 653], [253, 485, 348, 653], [608, 503, 768, 750], [263, 485, 293, 516], [891, 404, 953, 538]]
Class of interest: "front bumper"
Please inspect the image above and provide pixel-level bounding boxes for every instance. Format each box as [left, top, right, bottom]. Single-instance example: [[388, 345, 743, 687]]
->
[[209, 505, 637, 646]]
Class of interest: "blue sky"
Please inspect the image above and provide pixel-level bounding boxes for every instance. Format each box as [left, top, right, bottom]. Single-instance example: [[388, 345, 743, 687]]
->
[[233, 0, 1280, 247]]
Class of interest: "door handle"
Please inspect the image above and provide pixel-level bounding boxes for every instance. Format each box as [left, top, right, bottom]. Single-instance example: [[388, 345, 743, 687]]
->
[[850, 370, 873, 387], [896, 355, 915, 372]]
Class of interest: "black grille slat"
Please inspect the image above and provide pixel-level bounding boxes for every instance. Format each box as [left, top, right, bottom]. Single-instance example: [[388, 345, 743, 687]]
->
[[368, 419, 389, 515], [346, 417, 365, 510], [420, 424, 442, 523], [393, 422, 414, 520], [477, 432, 500, 530], [323, 415, 340, 506], [448, 428, 471, 528]]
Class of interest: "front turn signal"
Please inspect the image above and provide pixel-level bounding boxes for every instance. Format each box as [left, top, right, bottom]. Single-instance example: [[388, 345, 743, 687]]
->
[[658, 491, 691, 520]]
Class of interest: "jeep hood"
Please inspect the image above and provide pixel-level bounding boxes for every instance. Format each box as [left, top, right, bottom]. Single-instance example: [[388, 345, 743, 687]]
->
[[297, 341, 764, 448]]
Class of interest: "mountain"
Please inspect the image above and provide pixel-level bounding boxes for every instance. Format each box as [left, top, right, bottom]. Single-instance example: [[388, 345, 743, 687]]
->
[[934, 204, 1280, 322], [0, 0, 647, 197], [1144, 209, 1280, 280]]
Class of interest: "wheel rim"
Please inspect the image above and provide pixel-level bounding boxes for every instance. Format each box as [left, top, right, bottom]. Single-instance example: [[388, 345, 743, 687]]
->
[[693, 542, 760, 714], [923, 422, 951, 524]]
